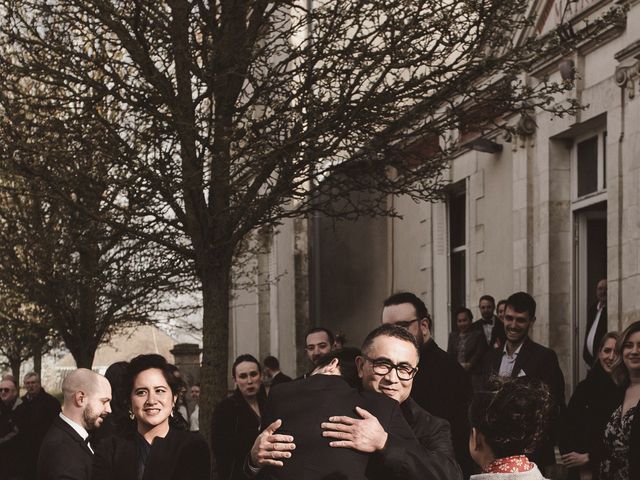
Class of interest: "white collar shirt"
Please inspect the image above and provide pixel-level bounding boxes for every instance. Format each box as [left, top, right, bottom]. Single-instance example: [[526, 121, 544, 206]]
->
[[499, 341, 524, 377], [59, 412, 94, 454]]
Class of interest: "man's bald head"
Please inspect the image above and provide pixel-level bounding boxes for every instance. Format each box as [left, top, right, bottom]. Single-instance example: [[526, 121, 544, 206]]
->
[[62, 369, 103, 402], [62, 369, 112, 431]]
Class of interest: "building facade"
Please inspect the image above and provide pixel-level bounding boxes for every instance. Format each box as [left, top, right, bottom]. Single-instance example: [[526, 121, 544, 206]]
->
[[230, 0, 640, 390]]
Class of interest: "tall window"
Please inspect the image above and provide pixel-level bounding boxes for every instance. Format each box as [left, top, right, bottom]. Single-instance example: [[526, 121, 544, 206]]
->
[[576, 131, 606, 200], [449, 183, 466, 329]]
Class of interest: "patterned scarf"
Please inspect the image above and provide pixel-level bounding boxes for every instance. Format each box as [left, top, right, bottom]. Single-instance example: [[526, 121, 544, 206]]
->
[[483, 455, 534, 473]]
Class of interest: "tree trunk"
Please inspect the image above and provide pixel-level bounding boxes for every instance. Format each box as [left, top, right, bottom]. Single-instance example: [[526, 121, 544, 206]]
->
[[10, 357, 21, 383], [32, 340, 42, 376], [198, 258, 232, 453]]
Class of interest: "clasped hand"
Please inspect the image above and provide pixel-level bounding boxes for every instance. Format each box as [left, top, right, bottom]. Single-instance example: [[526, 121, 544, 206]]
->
[[250, 419, 296, 468], [321, 406, 388, 452]]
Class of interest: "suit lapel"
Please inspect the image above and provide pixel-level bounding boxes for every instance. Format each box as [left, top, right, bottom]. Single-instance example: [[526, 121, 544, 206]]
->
[[511, 337, 533, 378], [55, 417, 94, 457]]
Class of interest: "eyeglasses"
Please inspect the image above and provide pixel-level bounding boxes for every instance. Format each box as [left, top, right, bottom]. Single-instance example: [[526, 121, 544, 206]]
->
[[362, 355, 418, 381], [0, 388, 11, 393], [393, 318, 419, 329]]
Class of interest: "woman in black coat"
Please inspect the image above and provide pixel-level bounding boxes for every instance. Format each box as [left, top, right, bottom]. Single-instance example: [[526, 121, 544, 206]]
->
[[211, 354, 267, 480], [93, 354, 210, 480], [560, 332, 621, 479]]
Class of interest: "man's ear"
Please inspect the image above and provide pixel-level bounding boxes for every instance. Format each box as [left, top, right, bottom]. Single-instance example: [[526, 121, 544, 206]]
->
[[327, 357, 340, 373], [355, 356, 365, 379], [73, 391, 85, 407], [469, 427, 479, 452], [419, 318, 431, 336]]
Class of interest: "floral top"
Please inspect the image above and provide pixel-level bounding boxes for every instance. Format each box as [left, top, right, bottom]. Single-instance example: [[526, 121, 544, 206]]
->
[[484, 455, 534, 473], [600, 403, 638, 480]]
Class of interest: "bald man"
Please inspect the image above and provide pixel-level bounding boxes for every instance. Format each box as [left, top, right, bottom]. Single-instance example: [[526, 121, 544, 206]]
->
[[37, 369, 112, 480]]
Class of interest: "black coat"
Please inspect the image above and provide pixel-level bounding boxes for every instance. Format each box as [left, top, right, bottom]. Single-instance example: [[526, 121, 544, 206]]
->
[[559, 365, 621, 479], [410, 339, 473, 478], [269, 372, 292, 389], [0, 400, 22, 480], [259, 374, 460, 480], [37, 416, 93, 480], [582, 303, 608, 367], [482, 336, 566, 467], [447, 329, 488, 374], [92, 428, 210, 480], [15, 391, 61, 480], [211, 389, 266, 480]]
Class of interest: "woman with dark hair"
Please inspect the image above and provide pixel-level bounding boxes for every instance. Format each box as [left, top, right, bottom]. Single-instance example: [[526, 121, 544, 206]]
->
[[92, 354, 210, 480], [92, 361, 130, 443], [211, 354, 266, 480], [560, 332, 620, 479], [468, 377, 552, 479], [599, 321, 640, 480]]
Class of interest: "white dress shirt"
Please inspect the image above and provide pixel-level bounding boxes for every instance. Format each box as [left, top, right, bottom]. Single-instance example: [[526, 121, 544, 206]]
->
[[59, 412, 94, 454], [499, 342, 524, 378]]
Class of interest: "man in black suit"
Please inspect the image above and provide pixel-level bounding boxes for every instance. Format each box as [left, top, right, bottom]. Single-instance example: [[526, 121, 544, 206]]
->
[[481, 291, 566, 471], [583, 278, 607, 367], [37, 369, 112, 480], [263, 356, 292, 391], [381, 292, 473, 478], [249, 326, 461, 480]]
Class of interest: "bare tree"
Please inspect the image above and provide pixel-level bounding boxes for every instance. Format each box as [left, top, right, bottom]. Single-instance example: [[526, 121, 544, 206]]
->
[[0, 289, 53, 379], [0, 0, 621, 441], [0, 134, 195, 368]]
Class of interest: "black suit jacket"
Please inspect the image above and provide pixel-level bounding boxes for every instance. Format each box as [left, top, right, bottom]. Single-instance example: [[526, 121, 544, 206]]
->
[[92, 428, 210, 480], [482, 336, 566, 467], [270, 372, 293, 389], [37, 416, 93, 480], [410, 339, 473, 477], [583, 303, 607, 367], [259, 374, 452, 480]]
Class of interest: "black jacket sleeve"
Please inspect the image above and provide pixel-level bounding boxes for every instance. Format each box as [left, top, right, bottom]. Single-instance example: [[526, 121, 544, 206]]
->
[[374, 405, 462, 480]]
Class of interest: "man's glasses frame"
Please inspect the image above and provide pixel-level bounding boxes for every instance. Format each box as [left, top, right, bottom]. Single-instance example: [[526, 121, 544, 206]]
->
[[393, 318, 420, 329], [362, 355, 418, 381]]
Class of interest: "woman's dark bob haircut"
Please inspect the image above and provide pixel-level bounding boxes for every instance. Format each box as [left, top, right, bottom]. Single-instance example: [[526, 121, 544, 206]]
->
[[125, 354, 182, 401]]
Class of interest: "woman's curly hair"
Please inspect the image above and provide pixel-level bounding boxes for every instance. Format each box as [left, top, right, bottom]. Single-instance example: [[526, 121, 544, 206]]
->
[[469, 376, 552, 458]]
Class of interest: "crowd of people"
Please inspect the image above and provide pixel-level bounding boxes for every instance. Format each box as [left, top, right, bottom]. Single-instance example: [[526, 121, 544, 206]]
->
[[0, 287, 639, 480]]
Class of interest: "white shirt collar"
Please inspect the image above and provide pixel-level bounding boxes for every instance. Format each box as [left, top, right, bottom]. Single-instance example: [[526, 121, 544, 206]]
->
[[59, 412, 90, 442], [502, 341, 524, 357]]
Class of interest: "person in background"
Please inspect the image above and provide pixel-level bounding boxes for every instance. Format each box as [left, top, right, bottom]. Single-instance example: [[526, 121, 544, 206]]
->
[[560, 332, 620, 480], [15, 372, 61, 480], [448, 307, 488, 390], [211, 354, 266, 480], [92, 361, 130, 443], [0, 377, 22, 480], [491, 300, 508, 349], [382, 292, 473, 478], [92, 354, 210, 480], [473, 295, 499, 346], [583, 279, 608, 368], [468, 377, 552, 479], [189, 384, 200, 432], [166, 364, 189, 431], [263, 356, 292, 392], [481, 292, 565, 472], [304, 327, 335, 368], [599, 321, 640, 480]]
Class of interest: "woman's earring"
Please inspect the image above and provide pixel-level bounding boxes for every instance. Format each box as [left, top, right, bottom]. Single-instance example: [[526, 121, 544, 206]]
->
[[129, 410, 135, 420], [170, 410, 174, 417]]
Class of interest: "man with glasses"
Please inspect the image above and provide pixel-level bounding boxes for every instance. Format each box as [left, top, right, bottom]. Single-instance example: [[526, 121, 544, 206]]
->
[[247, 326, 461, 480], [382, 292, 473, 478], [322, 324, 461, 480]]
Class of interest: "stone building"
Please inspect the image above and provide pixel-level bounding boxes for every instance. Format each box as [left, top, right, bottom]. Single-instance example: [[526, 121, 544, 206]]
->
[[230, 0, 640, 390]]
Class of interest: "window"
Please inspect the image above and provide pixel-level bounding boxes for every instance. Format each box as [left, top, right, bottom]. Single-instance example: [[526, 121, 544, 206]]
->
[[575, 131, 606, 201], [448, 184, 466, 329]]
